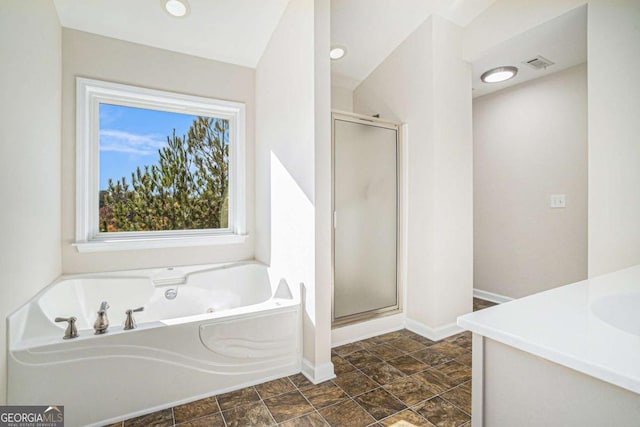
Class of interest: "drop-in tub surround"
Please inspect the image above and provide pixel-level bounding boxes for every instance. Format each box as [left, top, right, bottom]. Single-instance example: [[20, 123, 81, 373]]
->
[[8, 262, 301, 427], [458, 265, 640, 426]]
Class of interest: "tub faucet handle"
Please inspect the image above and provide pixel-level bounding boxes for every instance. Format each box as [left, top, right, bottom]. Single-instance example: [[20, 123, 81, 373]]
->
[[123, 307, 144, 330], [55, 316, 79, 339]]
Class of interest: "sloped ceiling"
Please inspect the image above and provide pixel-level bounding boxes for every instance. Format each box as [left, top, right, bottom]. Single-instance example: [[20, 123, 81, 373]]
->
[[53, 0, 583, 98], [330, 0, 497, 89], [54, 0, 499, 84], [53, 0, 290, 68]]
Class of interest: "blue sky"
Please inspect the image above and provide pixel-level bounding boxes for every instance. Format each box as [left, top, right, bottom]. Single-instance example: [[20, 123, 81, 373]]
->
[[99, 103, 199, 190]]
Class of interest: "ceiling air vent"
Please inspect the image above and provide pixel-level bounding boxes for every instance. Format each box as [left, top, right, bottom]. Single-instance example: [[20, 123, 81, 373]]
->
[[523, 55, 555, 70]]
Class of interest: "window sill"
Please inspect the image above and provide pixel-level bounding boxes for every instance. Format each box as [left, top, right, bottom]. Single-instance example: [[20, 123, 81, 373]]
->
[[73, 233, 249, 253]]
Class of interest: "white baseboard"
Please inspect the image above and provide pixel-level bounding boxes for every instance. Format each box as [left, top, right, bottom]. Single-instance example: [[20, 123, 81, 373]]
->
[[331, 313, 466, 346], [301, 358, 336, 384], [331, 313, 405, 347], [405, 318, 464, 341], [473, 288, 514, 304]]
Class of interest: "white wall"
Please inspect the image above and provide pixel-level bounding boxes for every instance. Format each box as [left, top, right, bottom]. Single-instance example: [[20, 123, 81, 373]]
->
[[354, 15, 473, 335], [466, 0, 640, 280], [313, 0, 333, 382], [0, 0, 61, 403], [61, 29, 256, 273], [255, 0, 333, 382], [474, 64, 588, 298], [331, 85, 353, 112], [588, 0, 640, 277]]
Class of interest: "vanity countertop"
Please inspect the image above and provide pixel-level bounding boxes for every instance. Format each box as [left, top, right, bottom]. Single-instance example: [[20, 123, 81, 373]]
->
[[458, 265, 640, 394]]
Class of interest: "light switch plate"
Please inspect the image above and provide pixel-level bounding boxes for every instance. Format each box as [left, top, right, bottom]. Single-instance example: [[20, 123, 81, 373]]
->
[[550, 194, 566, 208]]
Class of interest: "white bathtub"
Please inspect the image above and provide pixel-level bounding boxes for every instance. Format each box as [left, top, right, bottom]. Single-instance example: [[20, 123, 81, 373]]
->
[[7, 261, 302, 426]]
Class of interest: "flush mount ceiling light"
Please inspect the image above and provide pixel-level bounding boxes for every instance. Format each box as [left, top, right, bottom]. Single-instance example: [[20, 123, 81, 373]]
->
[[330, 46, 347, 60], [481, 66, 518, 83], [163, 0, 190, 17]]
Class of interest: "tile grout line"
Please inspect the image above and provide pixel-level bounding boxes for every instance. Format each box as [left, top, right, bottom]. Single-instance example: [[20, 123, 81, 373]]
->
[[260, 396, 279, 427], [255, 386, 277, 426], [374, 407, 436, 427], [292, 362, 384, 426], [215, 395, 228, 427], [328, 356, 407, 426], [255, 379, 285, 426], [171, 397, 227, 427], [273, 410, 327, 427], [217, 387, 272, 427], [403, 377, 473, 424], [434, 379, 473, 417], [285, 375, 335, 426], [270, 375, 322, 425]]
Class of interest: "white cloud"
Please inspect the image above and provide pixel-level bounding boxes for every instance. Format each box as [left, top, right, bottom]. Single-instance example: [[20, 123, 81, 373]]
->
[[100, 129, 166, 155]]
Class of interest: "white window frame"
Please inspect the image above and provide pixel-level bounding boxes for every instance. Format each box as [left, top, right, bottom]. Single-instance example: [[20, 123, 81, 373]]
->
[[74, 77, 247, 253]]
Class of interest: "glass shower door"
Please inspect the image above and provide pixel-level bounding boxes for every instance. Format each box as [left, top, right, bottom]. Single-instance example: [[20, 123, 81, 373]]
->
[[333, 114, 399, 324]]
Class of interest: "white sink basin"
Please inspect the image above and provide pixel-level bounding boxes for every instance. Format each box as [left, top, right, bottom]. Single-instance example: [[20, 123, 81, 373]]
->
[[591, 292, 640, 337]]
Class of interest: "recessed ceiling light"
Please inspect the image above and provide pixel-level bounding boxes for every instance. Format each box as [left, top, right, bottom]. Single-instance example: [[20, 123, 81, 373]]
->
[[163, 0, 190, 17], [330, 46, 346, 60], [481, 66, 518, 83]]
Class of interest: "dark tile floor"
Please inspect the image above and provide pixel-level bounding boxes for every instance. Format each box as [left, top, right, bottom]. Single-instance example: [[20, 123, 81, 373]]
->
[[108, 298, 496, 427]]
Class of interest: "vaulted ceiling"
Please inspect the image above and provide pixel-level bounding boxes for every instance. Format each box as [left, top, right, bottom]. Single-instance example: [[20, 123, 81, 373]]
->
[[330, 0, 497, 89], [53, 1, 586, 98], [54, 0, 495, 78], [53, 0, 290, 68]]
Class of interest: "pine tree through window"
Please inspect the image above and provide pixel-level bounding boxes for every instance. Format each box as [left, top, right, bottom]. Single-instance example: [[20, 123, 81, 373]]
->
[[75, 78, 246, 251], [98, 105, 230, 233]]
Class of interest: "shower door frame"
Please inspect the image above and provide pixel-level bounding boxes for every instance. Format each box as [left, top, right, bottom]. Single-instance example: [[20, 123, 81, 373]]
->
[[331, 110, 403, 328]]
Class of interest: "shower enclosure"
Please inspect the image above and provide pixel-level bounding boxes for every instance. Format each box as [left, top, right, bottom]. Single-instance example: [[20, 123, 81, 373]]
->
[[332, 111, 401, 326]]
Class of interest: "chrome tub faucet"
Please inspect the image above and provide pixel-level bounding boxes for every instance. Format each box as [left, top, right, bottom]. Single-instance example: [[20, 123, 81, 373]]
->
[[94, 301, 110, 334]]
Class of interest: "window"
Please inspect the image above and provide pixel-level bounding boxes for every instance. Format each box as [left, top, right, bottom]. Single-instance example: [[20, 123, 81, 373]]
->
[[75, 78, 246, 252]]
